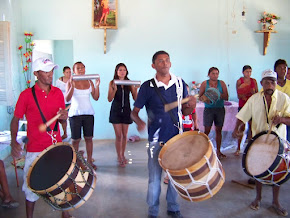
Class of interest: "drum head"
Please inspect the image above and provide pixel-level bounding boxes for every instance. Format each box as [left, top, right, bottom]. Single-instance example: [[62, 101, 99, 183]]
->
[[161, 133, 209, 170], [245, 133, 279, 176], [29, 145, 73, 191]]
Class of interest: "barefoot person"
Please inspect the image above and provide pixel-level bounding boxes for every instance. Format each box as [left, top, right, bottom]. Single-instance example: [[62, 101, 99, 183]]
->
[[235, 65, 258, 156], [131, 51, 196, 218], [66, 62, 100, 170], [10, 58, 70, 218], [108, 63, 138, 167], [0, 160, 19, 209], [233, 69, 290, 217], [55, 66, 72, 140], [199, 67, 229, 159]]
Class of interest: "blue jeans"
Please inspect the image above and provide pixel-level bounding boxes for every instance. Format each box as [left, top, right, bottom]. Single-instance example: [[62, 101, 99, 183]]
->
[[147, 142, 180, 216]]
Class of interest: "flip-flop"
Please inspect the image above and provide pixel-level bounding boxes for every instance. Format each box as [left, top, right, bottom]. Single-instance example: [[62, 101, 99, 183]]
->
[[1, 200, 19, 209], [271, 204, 288, 216], [250, 201, 260, 210]]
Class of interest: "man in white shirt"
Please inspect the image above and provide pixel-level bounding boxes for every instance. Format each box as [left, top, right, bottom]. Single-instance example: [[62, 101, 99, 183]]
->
[[233, 69, 290, 216]]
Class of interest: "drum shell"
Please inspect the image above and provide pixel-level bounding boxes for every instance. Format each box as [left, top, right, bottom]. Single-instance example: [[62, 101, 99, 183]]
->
[[242, 131, 290, 185], [158, 131, 225, 202], [27, 143, 97, 211]]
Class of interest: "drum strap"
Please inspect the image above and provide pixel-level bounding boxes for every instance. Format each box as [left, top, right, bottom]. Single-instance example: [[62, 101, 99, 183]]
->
[[32, 86, 58, 132], [151, 79, 178, 126], [262, 95, 280, 129]]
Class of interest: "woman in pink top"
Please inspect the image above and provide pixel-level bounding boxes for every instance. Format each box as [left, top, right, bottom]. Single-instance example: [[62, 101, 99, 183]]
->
[[235, 65, 258, 156]]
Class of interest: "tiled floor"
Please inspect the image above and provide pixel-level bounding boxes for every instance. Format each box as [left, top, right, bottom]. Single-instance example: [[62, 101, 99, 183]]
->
[[0, 138, 289, 218]]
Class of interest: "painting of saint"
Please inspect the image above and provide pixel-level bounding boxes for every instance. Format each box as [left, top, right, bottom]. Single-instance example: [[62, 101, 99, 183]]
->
[[92, 0, 118, 29]]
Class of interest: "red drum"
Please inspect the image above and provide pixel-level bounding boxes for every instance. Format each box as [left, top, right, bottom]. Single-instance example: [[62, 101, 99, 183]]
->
[[242, 131, 290, 185], [158, 131, 225, 202], [27, 142, 97, 211]]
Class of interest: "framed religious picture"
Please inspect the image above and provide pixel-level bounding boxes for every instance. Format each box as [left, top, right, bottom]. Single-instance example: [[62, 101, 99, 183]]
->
[[92, 0, 118, 29]]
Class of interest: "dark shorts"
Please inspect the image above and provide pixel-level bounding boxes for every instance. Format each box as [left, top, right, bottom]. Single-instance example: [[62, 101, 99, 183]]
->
[[203, 107, 225, 127], [69, 115, 94, 140], [109, 109, 132, 124]]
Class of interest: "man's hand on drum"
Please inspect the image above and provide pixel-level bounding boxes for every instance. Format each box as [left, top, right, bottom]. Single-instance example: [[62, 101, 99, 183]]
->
[[57, 108, 68, 121], [232, 119, 245, 139], [10, 141, 22, 159]]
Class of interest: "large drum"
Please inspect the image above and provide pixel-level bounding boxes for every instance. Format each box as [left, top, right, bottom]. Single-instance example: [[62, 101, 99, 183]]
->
[[158, 131, 225, 202], [27, 142, 97, 211], [242, 131, 290, 185]]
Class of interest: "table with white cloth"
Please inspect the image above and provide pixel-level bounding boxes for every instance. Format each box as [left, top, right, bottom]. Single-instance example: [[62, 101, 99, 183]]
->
[[195, 101, 239, 151]]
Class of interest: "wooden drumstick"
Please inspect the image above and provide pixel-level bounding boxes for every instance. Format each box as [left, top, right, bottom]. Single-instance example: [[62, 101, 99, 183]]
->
[[13, 157, 19, 187], [164, 97, 190, 112], [39, 105, 70, 132], [231, 180, 254, 189], [164, 95, 199, 112], [265, 110, 278, 142]]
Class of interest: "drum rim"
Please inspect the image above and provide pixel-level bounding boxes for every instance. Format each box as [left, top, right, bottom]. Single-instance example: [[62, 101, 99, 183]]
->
[[158, 131, 212, 175], [257, 158, 290, 185], [242, 131, 284, 179], [27, 142, 77, 194]]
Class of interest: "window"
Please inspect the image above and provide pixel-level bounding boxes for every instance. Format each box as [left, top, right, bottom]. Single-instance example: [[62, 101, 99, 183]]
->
[[0, 21, 13, 105]]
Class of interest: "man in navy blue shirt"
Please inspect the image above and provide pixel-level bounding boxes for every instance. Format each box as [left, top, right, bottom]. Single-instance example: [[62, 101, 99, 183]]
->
[[131, 51, 196, 218]]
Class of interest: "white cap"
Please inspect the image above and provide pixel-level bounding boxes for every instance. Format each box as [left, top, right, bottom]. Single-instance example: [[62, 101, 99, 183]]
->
[[261, 69, 277, 81], [32, 58, 59, 72]]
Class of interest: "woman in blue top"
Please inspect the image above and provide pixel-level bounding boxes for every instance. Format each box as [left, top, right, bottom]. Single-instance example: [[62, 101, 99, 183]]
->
[[199, 67, 229, 159]]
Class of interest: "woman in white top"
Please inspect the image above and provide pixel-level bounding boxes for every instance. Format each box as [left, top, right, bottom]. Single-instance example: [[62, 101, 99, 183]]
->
[[55, 66, 71, 140], [66, 62, 100, 170]]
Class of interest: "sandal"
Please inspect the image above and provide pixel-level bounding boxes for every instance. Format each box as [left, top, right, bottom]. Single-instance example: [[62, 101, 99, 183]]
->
[[234, 150, 240, 156], [1, 200, 19, 209], [271, 204, 288, 216], [249, 200, 260, 211]]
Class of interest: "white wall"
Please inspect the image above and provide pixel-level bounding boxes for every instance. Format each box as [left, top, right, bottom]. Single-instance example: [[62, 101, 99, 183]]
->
[[3, 0, 290, 137]]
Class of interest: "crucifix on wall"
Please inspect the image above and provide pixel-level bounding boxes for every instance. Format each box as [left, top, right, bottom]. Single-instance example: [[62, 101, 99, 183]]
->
[[92, 0, 118, 54]]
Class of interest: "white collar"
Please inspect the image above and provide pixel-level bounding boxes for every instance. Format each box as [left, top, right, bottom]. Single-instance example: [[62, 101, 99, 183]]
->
[[150, 73, 177, 90]]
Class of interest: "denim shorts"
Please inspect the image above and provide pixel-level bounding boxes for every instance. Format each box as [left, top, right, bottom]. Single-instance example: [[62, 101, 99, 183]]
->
[[203, 107, 225, 127], [69, 115, 94, 139]]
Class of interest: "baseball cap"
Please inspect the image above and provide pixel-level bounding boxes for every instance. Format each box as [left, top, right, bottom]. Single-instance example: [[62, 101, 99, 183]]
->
[[32, 58, 59, 72], [261, 69, 277, 81]]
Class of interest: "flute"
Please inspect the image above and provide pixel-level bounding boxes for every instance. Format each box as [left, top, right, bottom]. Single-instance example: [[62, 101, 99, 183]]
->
[[114, 80, 141, 86], [72, 74, 100, 81]]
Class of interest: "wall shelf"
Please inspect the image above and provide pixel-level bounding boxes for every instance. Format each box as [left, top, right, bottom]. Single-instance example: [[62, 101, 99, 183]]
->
[[255, 30, 277, 55]]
